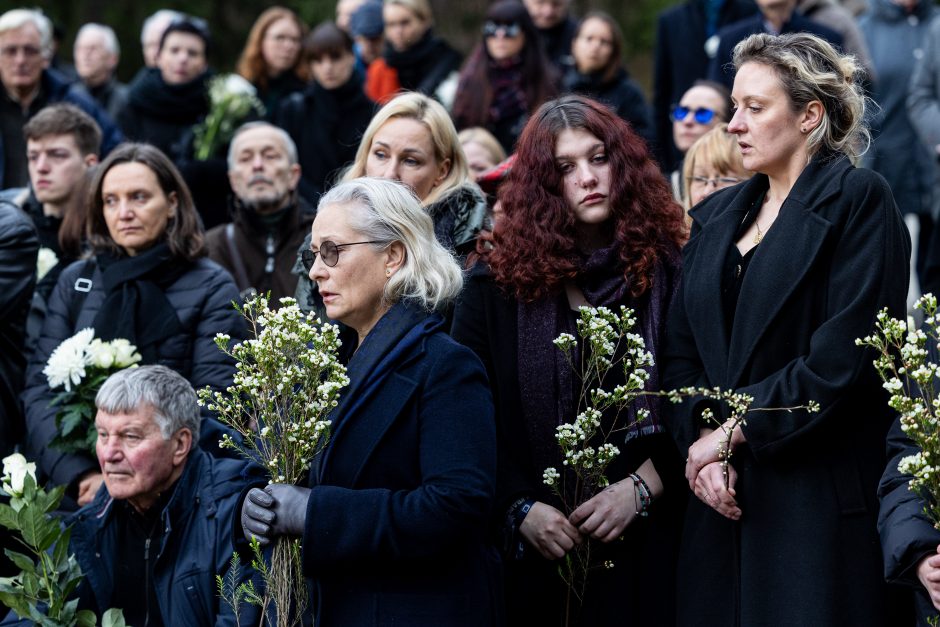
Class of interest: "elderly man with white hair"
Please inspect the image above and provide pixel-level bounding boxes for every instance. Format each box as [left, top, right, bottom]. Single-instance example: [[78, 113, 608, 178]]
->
[[0, 8, 121, 188], [73, 23, 128, 120], [140, 9, 183, 69], [61, 365, 262, 627]]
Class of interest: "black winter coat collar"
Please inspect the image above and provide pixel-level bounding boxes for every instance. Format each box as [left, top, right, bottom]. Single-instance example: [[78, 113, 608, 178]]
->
[[126, 67, 210, 122], [685, 153, 849, 387]]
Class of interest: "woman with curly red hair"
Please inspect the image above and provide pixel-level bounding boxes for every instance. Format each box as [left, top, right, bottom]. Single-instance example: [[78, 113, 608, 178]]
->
[[452, 94, 687, 626]]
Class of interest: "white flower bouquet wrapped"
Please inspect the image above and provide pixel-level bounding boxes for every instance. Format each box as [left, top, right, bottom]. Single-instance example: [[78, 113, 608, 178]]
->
[[192, 73, 265, 161], [43, 329, 142, 455]]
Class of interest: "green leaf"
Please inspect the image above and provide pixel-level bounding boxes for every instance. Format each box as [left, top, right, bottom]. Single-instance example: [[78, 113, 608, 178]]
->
[[3, 549, 35, 574], [76, 608, 97, 627], [52, 529, 71, 570], [17, 503, 51, 551], [0, 589, 30, 618], [0, 503, 18, 530], [102, 607, 127, 627]]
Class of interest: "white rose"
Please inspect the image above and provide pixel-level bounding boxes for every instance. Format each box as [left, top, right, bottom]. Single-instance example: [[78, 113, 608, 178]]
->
[[2, 453, 37, 497], [111, 339, 142, 368], [36, 247, 58, 281], [222, 73, 256, 97], [86, 338, 115, 369]]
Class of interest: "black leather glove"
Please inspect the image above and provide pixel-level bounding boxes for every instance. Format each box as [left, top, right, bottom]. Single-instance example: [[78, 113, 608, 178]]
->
[[241, 487, 276, 546], [264, 484, 312, 538]]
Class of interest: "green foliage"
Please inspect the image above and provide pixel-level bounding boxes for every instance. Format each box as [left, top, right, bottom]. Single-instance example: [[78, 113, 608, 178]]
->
[[0, 467, 125, 626]]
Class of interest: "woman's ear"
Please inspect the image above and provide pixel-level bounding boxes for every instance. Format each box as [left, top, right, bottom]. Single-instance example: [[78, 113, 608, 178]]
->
[[802, 100, 824, 134], [385, 241, 406, 276], [434, 158, 452, 188], [167, 191, 179, 219]]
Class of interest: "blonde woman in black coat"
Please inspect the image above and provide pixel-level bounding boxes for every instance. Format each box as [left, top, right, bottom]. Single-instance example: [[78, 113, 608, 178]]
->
[[663, 33, 911, 626]]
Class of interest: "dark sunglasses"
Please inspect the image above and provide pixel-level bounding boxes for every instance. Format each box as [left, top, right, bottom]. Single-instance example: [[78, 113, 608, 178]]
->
[[670, 105, 716, 125], [483, 21, 522, 38], [301, 240, 384, 270]]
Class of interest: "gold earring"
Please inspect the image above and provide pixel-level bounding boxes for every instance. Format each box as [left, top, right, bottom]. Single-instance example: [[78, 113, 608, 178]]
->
[[385, 269, 391, 277]]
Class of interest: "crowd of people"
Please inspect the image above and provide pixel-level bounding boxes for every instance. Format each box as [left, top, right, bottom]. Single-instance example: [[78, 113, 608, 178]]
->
[[0, 0, 938, 625]]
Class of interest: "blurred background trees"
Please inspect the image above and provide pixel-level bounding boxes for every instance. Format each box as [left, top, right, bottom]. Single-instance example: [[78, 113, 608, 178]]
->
[[0, 0, 673, 93]]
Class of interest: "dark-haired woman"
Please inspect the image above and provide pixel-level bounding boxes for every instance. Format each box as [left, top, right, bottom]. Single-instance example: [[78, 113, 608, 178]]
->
[[452, 0, 557, 154], [117, 18, 212, 161], [276, 22, 375, 204], [21, 144, 245, 509], [452, 94, 687, 626], [663, 33, 910, 626], [562, 11, 653, 145]]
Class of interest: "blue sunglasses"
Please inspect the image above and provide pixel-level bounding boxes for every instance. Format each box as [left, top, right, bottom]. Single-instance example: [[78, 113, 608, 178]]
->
[[670, 105, 716, 125]]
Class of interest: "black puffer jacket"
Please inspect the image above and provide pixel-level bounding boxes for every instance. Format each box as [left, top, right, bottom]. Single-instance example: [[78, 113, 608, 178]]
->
[[878, 415, 940, 623], [0, 201, 37, 458], [21, 257, 245, 492]]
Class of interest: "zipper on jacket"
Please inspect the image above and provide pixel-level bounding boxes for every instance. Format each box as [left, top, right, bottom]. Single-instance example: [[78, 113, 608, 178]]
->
[[265, 233, 275, 275], [144, 537, 151, 626]]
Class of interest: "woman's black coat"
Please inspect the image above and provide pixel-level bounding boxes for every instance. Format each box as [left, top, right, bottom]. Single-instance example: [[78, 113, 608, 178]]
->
[[275, 76, 374, 204], [300, 313, 499, 626], [21, 257, 245, 493], [662, 154, 912, 626], [452, 268, 685, 626]]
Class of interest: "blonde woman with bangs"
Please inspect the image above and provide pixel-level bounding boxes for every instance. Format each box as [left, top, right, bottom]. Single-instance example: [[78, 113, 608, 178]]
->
[[681, 123, 752, 211]]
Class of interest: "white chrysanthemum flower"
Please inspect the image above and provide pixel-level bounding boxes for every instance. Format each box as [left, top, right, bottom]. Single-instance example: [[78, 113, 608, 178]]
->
[[43, 328, 95, 391]]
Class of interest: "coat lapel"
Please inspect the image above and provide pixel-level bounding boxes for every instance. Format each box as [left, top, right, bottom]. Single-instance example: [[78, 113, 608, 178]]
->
[[725, 156, 847, 386], [319, 370, 420, 487], [684, 184, 754, 386]]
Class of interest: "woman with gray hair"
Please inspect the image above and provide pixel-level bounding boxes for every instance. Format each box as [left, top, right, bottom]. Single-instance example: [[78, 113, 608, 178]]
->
[[663, 32, 910, 625], [240, 177, 499, 626]]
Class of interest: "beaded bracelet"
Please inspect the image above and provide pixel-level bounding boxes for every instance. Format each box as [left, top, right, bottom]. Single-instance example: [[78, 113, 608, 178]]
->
[[630, 472, 652, 517]]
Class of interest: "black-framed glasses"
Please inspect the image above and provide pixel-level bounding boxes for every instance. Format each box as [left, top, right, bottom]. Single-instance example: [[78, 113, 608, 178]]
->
[[483, 21, 522, 38], [301, 240, 384, 270], [670, 105, 716, 125], [689, 175, 744, 188]]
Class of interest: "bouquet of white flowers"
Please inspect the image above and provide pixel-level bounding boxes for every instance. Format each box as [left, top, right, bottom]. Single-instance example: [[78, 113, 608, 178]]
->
[[43, 329, 142, 455], [0, 453, 126, 626], [200, 295, 347, 627], [192, 74, 265, 161]]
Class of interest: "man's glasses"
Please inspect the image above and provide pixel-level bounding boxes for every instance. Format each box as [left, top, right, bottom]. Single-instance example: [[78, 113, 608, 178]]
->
[[670, 105, 717, 125], [301, 240, 384, 270], [483, 21, 522, 38], [688, 175, 744, 188]]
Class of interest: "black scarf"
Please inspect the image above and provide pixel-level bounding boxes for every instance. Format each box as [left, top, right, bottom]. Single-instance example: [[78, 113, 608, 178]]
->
[[92, 242, 188, 363], [487, 56, 528, 125], [516, 242, 672, 495], [126, 67, 210, 123], [383, 30, 454, 91]]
